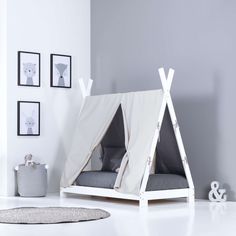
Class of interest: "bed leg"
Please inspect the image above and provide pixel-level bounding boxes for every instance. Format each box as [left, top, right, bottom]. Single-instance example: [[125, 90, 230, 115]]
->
[[139, 198, 148, 208], [187, 189, 195, 204], [60, 189, 67, 198]]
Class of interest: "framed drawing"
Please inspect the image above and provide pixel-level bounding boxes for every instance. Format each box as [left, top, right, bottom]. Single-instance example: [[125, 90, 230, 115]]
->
[[50, 54, 72, 88], [17, 101, 40, 136], [18, 51, 41, 87]]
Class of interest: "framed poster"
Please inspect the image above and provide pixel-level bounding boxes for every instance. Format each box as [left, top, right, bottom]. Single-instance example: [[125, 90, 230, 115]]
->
[[18, 51, 41, 87], [50, 54, 72, 88], [17, 101, 40, 136]]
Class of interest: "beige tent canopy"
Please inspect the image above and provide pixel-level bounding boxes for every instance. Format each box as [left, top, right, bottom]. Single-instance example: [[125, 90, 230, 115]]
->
[[60, 68, 194, 207]]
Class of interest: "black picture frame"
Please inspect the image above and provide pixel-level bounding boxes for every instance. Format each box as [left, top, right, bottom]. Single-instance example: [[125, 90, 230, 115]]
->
[[18, 51, 41, 87], [17, 101, 40, 136], [50, 54, 72, 88]]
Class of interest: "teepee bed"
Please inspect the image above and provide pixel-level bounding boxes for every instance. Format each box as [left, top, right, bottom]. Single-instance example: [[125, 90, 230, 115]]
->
[[60, 68, 194, 207]]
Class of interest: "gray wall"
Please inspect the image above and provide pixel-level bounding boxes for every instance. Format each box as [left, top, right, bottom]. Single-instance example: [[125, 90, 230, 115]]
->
[[91, 0, 236, 200]]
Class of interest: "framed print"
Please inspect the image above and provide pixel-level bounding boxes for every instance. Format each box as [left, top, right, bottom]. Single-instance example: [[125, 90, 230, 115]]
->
[[17, 101, 40, 136], [50, 54, 72, 88], [18, 51, 41, 87]]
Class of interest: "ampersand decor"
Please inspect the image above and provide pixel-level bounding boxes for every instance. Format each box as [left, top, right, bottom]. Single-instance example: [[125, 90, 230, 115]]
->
[[208, 181, 227, 202]]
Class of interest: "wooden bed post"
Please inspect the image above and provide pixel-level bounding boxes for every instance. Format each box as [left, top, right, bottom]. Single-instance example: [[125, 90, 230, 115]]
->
[[139, 198, 148, 208], [139, 68, 174, 204], [139, 68, 194, 206], [60, 190, 67, 198], [158, 68, 195, 202], [78, 78, 93, 113], [79, 78, 93, 98]]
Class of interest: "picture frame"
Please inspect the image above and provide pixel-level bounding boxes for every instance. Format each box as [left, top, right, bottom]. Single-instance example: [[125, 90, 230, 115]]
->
[[17, 101, 40, 136], [50, 54, 72, 88], [18, 51, 41, 87]]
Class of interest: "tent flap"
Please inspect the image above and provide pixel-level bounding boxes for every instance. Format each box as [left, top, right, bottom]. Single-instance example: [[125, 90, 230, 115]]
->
[[60, 94, 122, 187]]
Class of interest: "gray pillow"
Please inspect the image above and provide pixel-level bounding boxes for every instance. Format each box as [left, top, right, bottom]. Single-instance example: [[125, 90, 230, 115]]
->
[[101, 147, 126, 172]]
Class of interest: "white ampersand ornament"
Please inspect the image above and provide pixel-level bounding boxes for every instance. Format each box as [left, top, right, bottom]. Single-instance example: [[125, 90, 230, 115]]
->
[[208, 181, 227, 202]]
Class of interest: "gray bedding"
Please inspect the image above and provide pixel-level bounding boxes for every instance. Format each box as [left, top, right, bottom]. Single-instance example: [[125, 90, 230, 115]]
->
[[75, 171, 188, 191], [76, 171, 117, 189], [145, 173, 188, 191]]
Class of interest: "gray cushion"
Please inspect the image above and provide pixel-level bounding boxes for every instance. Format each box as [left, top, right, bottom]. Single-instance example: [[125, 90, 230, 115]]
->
[[75, 171, 188, 191], [146, 174, 188, 191], [101, 147, 126, 172], [75, 171, 117, 189]]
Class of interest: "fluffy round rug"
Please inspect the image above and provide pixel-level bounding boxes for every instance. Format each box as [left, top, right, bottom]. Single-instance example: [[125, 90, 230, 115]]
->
[[0, 207, 110, 224]]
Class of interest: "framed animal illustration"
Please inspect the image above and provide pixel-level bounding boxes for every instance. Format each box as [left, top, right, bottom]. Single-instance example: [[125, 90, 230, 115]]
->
[[17, 101, 40, 136], [18, 51, 41, 87], [50, 54, 72, 88]]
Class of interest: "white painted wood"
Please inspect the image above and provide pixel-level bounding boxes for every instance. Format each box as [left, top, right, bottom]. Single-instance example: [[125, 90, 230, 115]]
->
[[158, 68, 195, 196], [187, 189, 195, 204], [78, 78, 93, 114], [143, 188, 189, 200], [139, 198, 148, 208], [60, 189, 67, 198], [158, 68, 174, 92], [61, 186, 190, 202], [79, 78, 93, 98], [61, 186, 140, 201]]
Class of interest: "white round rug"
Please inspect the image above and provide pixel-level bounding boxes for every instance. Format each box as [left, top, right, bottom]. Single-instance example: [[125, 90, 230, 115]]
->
[[0, 207, 110, 224]]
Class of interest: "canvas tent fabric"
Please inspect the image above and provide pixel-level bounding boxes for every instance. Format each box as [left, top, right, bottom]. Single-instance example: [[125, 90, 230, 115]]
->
[[60, 90, 164, 195]]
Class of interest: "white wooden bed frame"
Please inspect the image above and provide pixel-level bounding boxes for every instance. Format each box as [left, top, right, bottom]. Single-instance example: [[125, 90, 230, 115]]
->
[[60, 68, 195, 207]]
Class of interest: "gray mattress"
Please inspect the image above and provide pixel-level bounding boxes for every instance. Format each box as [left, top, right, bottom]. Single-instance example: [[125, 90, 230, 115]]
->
[[75, 171, 188, 191]]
